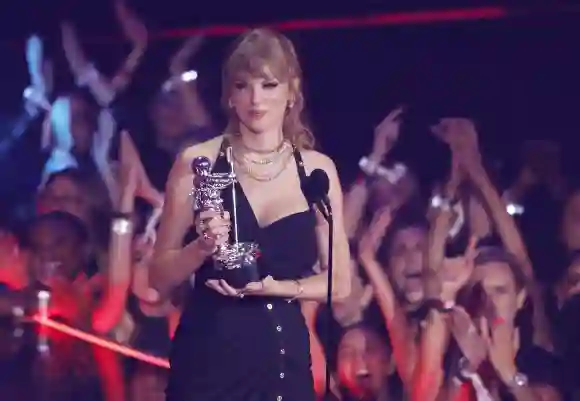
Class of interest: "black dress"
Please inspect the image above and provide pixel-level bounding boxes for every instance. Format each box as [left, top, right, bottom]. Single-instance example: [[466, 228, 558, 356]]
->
[[166, 139, 318, 401]]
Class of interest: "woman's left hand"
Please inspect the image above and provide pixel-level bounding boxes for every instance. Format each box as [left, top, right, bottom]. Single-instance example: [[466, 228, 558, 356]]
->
[[480, 317, 519, 383], [205, 276, 279, 298]]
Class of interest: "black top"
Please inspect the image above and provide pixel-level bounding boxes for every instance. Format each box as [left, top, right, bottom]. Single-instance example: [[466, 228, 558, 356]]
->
[[167, 138, 319, 401]]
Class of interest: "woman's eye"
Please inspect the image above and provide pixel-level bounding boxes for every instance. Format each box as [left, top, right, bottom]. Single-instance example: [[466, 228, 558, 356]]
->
[[263, 82, 279, 89], [234, 82, 246, 90]]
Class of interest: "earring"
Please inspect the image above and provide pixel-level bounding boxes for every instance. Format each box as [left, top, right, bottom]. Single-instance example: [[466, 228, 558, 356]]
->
[[228, 99, 233, 108]]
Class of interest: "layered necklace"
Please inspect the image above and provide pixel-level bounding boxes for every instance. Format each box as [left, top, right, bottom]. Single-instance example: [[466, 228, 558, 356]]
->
[[231, 136, 293, 182]]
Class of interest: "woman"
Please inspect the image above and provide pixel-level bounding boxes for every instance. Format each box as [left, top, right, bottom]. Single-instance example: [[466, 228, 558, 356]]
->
[[336, 324, 398, 401], [151, 28, 351, 401]]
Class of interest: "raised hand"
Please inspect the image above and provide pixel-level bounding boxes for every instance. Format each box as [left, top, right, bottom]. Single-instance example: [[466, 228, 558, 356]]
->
[[170, 34, 205, 76], [114, 0, 147, 50], [480, 316, 519, 382], [438, 236, 478, 303], [450, 306, 487, 371], [371, 106, 404, 161], [26, 35, 45, 89], [431, 118, 481, 168]]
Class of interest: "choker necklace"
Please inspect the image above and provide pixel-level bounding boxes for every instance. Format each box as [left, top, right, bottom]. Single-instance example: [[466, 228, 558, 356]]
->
[[237, 135, 288, 154]]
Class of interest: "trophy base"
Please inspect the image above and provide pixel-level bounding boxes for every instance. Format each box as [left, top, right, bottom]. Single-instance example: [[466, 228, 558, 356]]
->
[[214, 242, 261, 288]]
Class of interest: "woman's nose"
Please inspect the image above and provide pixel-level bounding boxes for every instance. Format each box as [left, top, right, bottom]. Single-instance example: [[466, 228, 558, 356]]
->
[[249, 86, 263, 105], [352, 355, 369, 374]]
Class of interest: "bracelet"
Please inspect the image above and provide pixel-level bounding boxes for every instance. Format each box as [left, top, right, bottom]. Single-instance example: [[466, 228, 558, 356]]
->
[[411, 298, 455, 321], [359, 156, 378, 176], [287, 279, 304, 303], [112, 218, 133, 235], [359, 157, 407, 184]]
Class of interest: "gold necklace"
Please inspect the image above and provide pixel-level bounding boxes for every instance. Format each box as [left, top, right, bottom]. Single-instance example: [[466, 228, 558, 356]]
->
[[242, 141, 289, 165], [235, 149, 293, 182]]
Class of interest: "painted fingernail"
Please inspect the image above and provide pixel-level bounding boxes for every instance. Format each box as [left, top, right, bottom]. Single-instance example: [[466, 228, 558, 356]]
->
[[492, 317, 505, 326]]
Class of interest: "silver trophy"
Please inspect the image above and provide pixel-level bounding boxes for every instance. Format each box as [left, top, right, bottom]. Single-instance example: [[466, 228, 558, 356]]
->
[[191, 147, 260, 287]]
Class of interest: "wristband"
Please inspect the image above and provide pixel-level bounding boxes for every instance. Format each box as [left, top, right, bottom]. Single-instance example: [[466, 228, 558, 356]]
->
[[112, 218, 133, 235], [359, 157, 407, 184]]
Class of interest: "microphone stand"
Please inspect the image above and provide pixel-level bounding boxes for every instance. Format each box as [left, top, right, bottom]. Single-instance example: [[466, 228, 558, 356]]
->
[[316, 199, 334, 401]]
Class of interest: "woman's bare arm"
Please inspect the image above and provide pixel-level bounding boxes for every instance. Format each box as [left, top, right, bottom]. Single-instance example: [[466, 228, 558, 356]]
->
[[150, 140, 220, 298], [262, 152, 352, 302], [460, 134, 551, 347], [358, 208, 415, 387]]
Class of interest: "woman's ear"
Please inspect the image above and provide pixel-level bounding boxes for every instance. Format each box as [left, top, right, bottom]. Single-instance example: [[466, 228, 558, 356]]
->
[[290, 78, 300, 100], [516, 287, 527, 310]]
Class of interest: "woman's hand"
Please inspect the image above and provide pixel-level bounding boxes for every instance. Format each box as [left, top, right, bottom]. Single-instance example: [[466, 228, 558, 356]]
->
[[432, 236, 478, 303], [170, 34, 205, 76], [371, 106, 404, 161], [480, 317, 519, 383], [205, 275, 279, 298], [432, 118, 482, 173], [194, 210, 231, 255], [450, 306, 486, 372], [114, 0, 147, 50], [26, 35, 53, 99]]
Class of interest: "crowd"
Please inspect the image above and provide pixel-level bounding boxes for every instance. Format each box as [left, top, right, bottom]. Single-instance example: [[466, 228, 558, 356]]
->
[[0, 2, 579, 401]]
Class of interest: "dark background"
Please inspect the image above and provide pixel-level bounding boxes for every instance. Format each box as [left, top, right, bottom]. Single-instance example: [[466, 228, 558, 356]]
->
[[1, 0, 580, 184]]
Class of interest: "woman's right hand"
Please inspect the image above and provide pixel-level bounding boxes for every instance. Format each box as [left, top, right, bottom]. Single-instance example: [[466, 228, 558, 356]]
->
[[450, 306, 486, 371], [371, 106, 404, 161], [195, 210, 231, 254]]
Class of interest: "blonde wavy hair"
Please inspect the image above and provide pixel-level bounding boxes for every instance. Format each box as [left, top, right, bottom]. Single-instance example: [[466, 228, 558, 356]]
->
[[222, 28, 315, 150]]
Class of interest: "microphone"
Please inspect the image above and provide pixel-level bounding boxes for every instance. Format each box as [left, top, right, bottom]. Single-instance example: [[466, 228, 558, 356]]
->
[[302, 168, 335, 400], [301, 168, 331, 218]]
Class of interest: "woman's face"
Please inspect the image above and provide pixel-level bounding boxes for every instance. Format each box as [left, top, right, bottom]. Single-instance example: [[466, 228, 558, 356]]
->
[[473, 262, 525, 324], [229, 67, 290, 135], [337, 327, 392, 398], [562, 192, 580, 251], [388, 226, 427, 305], [38, 177, 90, 224], [69, 95, 94, 154], [28, 221, 84, 283]]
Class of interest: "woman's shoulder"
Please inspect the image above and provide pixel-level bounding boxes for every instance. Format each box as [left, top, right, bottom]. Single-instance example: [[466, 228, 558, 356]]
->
[[299, 149, 338, 175]]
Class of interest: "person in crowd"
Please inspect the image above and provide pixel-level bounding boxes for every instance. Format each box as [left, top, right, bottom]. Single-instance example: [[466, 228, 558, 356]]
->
[[58, 0, 162, 209], [336, 324, 399, 401], [411, 119, 563, 401], [132, 33, 216, 191]]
